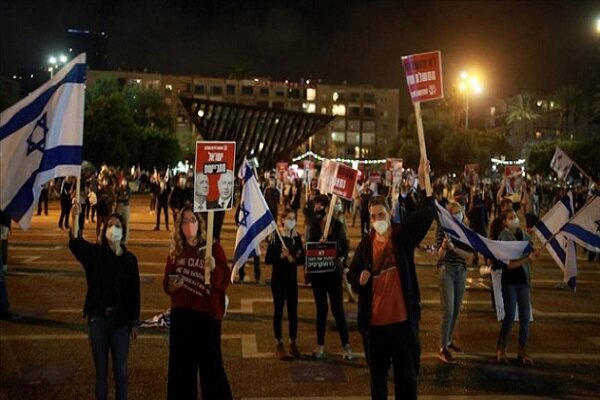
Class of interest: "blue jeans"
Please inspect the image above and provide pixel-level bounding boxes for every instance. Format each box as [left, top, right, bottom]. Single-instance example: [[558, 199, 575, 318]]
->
[[88, 316, 130, 400], [497, 283, 531, 349], [439, 264, 466, 348]]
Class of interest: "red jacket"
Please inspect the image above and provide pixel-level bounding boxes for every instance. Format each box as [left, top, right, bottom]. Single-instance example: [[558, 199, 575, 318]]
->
[[163, 242, 230, 320]]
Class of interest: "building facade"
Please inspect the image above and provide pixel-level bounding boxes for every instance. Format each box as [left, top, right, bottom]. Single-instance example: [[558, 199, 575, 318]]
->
[[87, 70, 400, 159]]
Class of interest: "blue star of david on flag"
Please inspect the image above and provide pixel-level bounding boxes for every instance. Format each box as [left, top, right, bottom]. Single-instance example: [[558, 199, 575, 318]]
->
[[26, 113, 48, 155], [238, 202, 250, 227]]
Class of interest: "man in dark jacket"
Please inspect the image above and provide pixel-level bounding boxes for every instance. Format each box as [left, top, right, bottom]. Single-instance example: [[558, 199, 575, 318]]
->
[[348, 158, 433, 400]]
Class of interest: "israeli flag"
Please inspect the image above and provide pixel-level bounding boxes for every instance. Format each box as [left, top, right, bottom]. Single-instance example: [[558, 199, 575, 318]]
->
[[231, 159, 278, 282], [435, 201, 532, 264], [561, 196, 600, 253], [1, 53, 86, 229], [533, 192, 577, 289]]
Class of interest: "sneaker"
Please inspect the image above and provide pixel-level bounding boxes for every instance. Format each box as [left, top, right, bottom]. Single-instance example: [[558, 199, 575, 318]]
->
[[312, 345, 325, 359], [438, 348, 456, 364], [448, 343, 463, 353], [275, 342, 288, 360], [289, 340, 301, 358], [342, 344, 353, 360]]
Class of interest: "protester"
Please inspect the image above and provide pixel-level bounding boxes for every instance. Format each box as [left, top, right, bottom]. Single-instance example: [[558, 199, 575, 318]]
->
[[68, 205, 140, 400], [58, 176, 74, 230], [169, 173, 188, 222], [521, 181, 539, 232], [487, 197, 514, 311], [348, 158, 434, 400], [0, 210, 14, 320], [496, 209, 538, 365], [359, 184, 373, 237], [265, 208, 305, 359], [163, 206, 232, 399], [115, 177, 131, 241], [264, 177, 281, 218], [306, 194, 352, 360], [436, 201, 472, 363], [154, 176, 171, 231], [96, 177, 116, 240], [37, 183, 49, 216]]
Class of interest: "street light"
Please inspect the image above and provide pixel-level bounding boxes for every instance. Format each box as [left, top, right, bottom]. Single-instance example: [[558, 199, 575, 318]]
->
[[47, 54, 68, 78], [458, 71, 483, 130]]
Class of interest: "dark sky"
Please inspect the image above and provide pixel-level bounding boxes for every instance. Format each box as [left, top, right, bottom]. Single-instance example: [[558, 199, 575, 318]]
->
[[1, 0, 599, 114]]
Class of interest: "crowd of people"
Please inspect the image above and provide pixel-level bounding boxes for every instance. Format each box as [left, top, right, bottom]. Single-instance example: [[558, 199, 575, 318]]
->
[[1, 158, 597, 400]]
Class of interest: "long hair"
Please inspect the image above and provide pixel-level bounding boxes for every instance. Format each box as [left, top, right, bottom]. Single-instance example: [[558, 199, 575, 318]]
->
[[101, 213, 127, 247], [169, 205, 206, 260]]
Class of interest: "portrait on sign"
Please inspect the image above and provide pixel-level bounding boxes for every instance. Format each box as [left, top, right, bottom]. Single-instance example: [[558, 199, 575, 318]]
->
[[194, 141, 236, 212]]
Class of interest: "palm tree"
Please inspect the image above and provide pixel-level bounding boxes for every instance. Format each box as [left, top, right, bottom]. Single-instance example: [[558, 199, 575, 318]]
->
[[506, 93, 542, 152], [552, 85, 584, 137]]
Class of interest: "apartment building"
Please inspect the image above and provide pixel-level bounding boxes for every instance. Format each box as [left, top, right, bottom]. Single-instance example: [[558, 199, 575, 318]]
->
[[87, 70, 400, 159]]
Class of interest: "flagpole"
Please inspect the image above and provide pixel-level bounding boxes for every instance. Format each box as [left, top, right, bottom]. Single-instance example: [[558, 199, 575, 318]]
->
[[414, 102, 432, 197], [323, 194, 338, 240], [571, 160, 597, 186], [204, 211, 214, 284]]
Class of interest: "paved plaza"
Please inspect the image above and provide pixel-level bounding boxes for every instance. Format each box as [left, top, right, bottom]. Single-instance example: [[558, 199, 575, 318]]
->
[[1, 195, 599, 399]]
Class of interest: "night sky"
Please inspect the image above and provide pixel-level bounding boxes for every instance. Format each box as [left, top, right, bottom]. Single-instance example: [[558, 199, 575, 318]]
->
[[1, 0, 599, 114]]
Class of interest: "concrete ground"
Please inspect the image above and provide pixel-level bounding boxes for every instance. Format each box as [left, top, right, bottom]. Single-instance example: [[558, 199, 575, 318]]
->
[[1, 194, 599, 399]]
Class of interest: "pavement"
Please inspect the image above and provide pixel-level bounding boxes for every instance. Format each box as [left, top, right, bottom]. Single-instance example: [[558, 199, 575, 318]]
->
[[1, 194, 599, 400]]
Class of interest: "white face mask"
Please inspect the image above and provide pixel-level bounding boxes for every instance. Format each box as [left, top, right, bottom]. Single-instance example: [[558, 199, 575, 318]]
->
[[509, 218, 520, 231], [285, 219, 297, 231], [335, 203, 343, 212], [106, 226, 123, 243], [453, 212, 464, 223], [372, 219, 390, 235]]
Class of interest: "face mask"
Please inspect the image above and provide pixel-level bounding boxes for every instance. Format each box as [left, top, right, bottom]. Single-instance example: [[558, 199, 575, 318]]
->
[[335, 204, 343, 212], [314, 209, 326, 220], [372, 219, 390, 235], [106, 226, 122, 243], [509, 218, 520, 230], [182, 223, 198, 238], [453, 212, 464, 223], [400, 191, 408, 199], [285, 220, 296, 231]]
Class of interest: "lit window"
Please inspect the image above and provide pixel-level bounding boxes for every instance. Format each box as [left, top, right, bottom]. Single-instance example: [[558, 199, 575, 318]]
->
[[321, 107, 327, 114], [332, 104, 346, 116], [490, 106, 496, 116], [333, 92, 339, 102], [303, 103, 316, 113], [165, 84, 173, 91], [307, 88, 316, 101], [332, 132, 345, 143]]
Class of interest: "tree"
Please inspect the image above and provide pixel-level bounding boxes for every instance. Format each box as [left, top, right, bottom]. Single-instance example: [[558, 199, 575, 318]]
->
[[138, 127, 181, 169], [506, 93, 542, 155], [552, 85, 584, 137]]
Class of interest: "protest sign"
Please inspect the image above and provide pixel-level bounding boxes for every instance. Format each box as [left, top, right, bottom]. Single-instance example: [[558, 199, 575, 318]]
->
[[305, 241, 337, 274], [386, 158, 404, 187], [194, 141, 236, 212], [330, 163, 358, 201]]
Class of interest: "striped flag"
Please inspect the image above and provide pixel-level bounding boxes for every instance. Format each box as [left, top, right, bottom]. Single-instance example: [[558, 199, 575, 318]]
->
[[435, 201, 532, 264], [561, 196, 600, 253], [533, 192, 577, 290], [231, 159, 277, 282], [1, 53, 86, 229]]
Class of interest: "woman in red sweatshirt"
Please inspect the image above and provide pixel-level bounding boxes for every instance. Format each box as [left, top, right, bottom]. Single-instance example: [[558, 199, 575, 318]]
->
[[163, 205, 232, 400]]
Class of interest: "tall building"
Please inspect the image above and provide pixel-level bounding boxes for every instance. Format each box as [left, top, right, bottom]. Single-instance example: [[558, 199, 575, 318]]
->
[[87, 70, 400, 159]]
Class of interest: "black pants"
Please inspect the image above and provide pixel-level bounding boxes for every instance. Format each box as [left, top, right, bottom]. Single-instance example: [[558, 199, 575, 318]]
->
[[310, 272, 349, 346], [271, 276, 298, 340], [58, 195, 72, 229], [239, 256, 261, 282], [168, 309, 232, 400], [155, 202, 169, 230], [368, 322, 420, 400], [360, 213, 370, 237]]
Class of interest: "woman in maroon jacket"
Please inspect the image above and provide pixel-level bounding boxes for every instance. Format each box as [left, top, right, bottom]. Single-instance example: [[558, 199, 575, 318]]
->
[[163, 205, 232, 400]]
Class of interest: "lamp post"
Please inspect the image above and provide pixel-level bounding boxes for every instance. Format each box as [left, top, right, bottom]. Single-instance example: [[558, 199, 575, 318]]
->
[[47, 54, 68, 78], [458, 71, 482, 130]]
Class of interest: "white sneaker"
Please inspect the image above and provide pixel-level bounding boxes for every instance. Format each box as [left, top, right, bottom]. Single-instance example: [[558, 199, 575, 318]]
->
[[342, 344, 353, 360], [312, 345, 325, 359]]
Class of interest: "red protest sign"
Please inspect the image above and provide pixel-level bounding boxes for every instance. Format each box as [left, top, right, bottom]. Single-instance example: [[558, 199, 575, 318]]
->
[[331, 163, 358, 200], [386, 158, 403, 186], [194, 141, 236, 212], [276, 161, 289, 181], [402, 51, 443, 104]]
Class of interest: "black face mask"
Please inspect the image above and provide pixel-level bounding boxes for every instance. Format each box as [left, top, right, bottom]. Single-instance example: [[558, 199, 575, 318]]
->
[[314, 210, 326, 220]]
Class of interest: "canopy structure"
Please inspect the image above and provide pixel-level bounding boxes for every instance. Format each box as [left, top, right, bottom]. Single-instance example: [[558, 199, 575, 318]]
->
[[180, 97, 334, 169]]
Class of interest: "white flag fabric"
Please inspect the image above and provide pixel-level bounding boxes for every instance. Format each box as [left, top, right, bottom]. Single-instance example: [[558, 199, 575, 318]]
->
[[533, 192, 577, 289], [231, 159, 278, 282], [560, 196, 600, 253], [317, 158, 337, 194], [550, 146, 573, 180], [435, 201, 532, 264], [0, 53, 86, 229]]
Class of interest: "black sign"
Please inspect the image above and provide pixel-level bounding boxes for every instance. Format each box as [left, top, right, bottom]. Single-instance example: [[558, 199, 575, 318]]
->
[[305, 241, 337, 274]]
